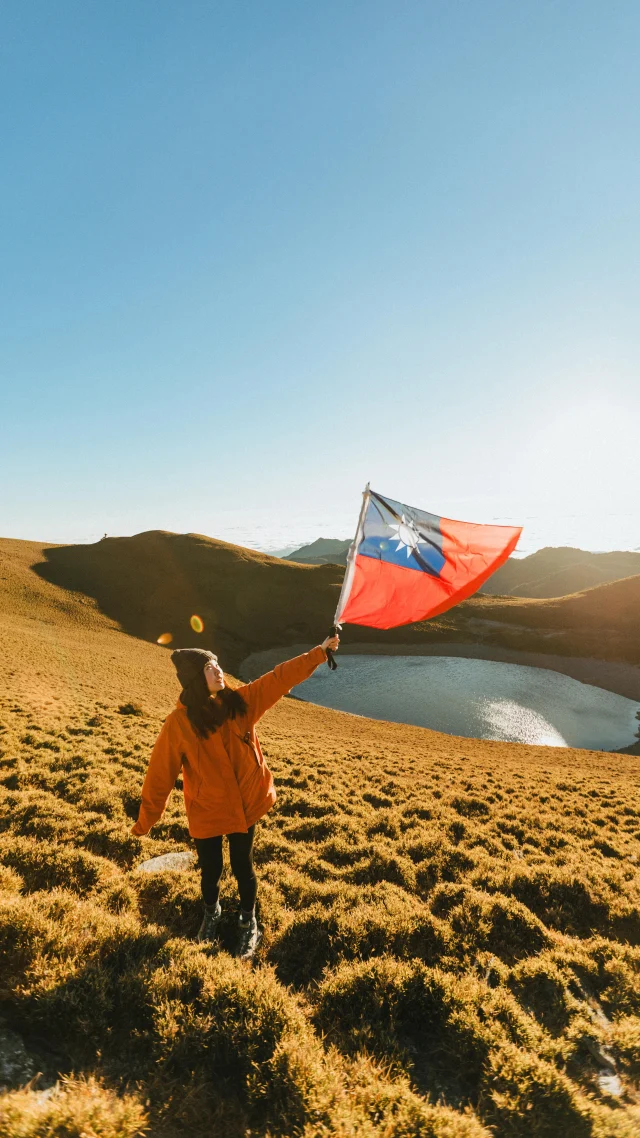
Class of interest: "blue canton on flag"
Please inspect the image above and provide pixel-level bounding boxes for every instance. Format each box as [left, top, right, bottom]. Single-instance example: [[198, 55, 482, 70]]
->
[[358, 490, 446, 577]]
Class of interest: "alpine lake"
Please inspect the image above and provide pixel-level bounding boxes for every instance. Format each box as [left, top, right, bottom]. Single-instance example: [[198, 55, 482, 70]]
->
[[291, 655, 640, 752]]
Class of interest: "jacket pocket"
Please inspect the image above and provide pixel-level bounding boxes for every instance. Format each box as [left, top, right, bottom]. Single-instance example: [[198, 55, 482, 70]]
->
[[238, 728, 261, 767]]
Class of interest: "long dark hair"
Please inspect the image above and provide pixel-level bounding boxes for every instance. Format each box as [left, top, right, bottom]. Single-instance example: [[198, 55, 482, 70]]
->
[[180, 671, 247, 739]]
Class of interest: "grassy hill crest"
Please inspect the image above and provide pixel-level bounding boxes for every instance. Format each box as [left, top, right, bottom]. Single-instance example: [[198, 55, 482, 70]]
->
[[482, 547, 640, 599], [25, 531, 640, 668], [32, 530, 342, 672]]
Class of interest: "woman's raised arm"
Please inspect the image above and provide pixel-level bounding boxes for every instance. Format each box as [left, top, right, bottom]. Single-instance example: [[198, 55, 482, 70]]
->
[[241, 642, 335, 725]]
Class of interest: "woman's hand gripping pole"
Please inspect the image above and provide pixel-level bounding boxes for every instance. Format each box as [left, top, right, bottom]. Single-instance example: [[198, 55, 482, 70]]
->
[[322, 625, 341, 670]]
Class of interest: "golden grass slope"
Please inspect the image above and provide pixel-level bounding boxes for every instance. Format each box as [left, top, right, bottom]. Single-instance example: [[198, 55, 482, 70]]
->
[[23, 530, 640, 667], [1, 534, 640, 1135], [443, 574, 640, 665], [0, 537, 176, 715]]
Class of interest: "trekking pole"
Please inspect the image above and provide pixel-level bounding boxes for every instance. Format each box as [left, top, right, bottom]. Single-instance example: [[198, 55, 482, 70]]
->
[[326, 483, 370, 672]]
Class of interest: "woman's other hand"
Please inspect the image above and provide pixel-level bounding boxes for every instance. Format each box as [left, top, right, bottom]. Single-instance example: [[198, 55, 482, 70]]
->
[[321, 633, 340, 653]]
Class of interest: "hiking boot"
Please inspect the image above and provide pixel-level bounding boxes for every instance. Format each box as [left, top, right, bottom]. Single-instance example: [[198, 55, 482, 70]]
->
[[235, 913, 262, 960], [197, 902, 222, 943]]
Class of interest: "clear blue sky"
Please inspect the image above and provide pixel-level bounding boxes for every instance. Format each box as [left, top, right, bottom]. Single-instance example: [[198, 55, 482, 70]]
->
[[2, 1, 638, 553]]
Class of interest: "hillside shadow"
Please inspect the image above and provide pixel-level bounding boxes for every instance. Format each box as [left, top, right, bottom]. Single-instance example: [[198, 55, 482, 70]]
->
[[32, 533, 640, 674], [34, 531, 343, 671]]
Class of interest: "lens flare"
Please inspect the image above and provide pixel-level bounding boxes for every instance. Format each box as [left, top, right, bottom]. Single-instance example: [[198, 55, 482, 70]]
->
[[157, 632, 173, 646], [190, 615, 204, 633]]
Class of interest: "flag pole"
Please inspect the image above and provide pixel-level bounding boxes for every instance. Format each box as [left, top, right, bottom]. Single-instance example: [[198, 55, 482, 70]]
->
[[325, 483, 371, 671]]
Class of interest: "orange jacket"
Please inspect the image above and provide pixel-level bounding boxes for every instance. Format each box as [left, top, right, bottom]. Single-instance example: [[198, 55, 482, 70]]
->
[[132, 646, 326, 839]]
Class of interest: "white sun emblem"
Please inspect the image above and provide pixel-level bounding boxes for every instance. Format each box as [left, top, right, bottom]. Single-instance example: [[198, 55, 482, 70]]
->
[[388, 514, 422, 558]]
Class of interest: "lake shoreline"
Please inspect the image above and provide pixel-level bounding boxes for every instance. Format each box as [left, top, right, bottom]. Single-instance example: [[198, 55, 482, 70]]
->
[[240, 641, 640, 703]]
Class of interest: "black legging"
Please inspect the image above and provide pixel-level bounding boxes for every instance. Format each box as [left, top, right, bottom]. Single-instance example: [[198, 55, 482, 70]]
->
[[194, 825, 257, 911]]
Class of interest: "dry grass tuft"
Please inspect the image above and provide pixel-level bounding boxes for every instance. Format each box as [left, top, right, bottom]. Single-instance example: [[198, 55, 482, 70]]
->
[[0, 1076, 148, 1137]]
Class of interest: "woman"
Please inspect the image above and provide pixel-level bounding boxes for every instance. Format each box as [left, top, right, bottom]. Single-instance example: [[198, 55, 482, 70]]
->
[[131, 634, 339, 959]]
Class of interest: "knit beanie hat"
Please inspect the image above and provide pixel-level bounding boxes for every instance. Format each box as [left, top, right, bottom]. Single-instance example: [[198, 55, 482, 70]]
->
[[171, 648, 216, 690]]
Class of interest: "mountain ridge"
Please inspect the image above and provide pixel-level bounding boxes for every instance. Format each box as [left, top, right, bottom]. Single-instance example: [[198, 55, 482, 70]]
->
[[18, 532, 640, 669], [284, 538, 640, 599]]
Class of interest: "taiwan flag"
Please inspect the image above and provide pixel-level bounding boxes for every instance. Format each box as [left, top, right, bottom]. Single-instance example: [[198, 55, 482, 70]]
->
[[335, 488, 522, 629]]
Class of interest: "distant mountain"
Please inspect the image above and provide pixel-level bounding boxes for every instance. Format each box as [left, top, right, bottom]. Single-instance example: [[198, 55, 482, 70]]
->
[[285, 538, 351, 565], [481, 546, 640, 598], [285, 540, 640, 595]]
